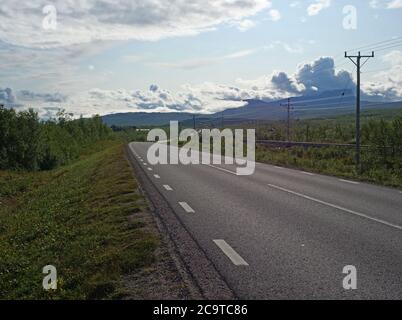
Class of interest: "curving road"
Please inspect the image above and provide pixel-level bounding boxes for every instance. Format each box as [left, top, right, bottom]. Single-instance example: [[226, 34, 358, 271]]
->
[[129, 142, 402, 300]]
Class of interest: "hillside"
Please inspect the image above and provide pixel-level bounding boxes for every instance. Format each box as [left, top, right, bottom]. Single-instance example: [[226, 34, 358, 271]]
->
[[101, 90, 402, 127]]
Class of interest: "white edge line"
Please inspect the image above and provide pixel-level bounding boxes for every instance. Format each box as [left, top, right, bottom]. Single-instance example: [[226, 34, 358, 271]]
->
[[339, 179, 360, 185], [213, 240, 249, 266], [302, 171, 315, 176], [205, 164, 237, 175], [179, 202, 195, 213], [267, 184, 402, 230]]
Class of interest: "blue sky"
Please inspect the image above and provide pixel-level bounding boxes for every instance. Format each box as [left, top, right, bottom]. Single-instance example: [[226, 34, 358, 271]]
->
[[1, 0, 402, 117]]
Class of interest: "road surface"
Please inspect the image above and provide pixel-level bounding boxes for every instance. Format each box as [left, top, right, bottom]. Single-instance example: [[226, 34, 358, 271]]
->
[[129, 142, 402, 300]]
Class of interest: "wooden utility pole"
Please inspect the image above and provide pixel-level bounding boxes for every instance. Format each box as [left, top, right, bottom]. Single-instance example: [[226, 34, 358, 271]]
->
[[221, 111, 224, 129], [345, 51, 374, 172], [280, 98, 291, 142]]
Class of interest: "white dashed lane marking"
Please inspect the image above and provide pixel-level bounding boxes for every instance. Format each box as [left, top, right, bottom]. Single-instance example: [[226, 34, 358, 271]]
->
[[163, 185, 173, 191], [154, 174, 160, 179], [213, 240, 249, 266], [179, 202, 195, 213]]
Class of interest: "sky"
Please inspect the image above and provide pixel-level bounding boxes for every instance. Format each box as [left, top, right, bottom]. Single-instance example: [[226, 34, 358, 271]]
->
[[1, 0, 402, 118]]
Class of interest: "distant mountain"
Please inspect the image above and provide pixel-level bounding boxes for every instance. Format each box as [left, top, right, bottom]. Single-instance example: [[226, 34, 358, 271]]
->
[[101, 90, 402, 127], [102, 112, 194, 127]]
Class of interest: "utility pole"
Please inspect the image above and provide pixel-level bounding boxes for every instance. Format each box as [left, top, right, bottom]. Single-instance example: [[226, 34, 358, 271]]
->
[[193, 114, 196, 130], [280, 98, 302, 142], [280, 98, 291, 142], [221, 111, 224, 129], [345, 51, 374, 172], [306, 124, 310, 142], [280, 98, 306, 143]]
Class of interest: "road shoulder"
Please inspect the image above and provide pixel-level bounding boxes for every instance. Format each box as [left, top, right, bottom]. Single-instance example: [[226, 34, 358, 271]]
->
[[125, 144, 236, 300]]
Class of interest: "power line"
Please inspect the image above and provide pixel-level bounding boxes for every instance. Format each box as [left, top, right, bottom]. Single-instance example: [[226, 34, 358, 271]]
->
[[375, 42, 402, 52], [346, 36, 402, 52]]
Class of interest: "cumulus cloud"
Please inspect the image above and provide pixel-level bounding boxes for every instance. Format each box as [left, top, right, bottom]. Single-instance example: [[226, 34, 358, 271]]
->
[[294, 57, 353, 93], [382, 50, 402, 65], [0, 88, 16, 104], [271, 72, 303, 94], [363, 64, 402, 100], [4, 55, 402, 118], [85, 84, 248, 114], [0, 0, 271, 48], [0, 87, 67, 112], [17, 90, 68, 103]]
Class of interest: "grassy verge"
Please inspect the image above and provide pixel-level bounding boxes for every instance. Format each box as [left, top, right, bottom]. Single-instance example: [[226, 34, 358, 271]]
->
[[256, 145, 402, 189], [0, 140, 184, 299], [189, 140, 402, 188]]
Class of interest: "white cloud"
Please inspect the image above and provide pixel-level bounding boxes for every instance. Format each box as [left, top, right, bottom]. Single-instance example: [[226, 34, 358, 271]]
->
[[388, 0, 402, 8], [0, 88, 16, 104], [236, 19, 256, 32], [268, 9, 281, 21], [369, 0, 402, 9], [307, 0, 331, 16], [0, 0, 271, 49], [5, 56, 402, 118], [382, 50, 402, 65]]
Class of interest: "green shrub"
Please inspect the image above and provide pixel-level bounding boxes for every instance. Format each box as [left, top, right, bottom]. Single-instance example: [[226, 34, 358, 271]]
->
[[0, 107, 112, 171]]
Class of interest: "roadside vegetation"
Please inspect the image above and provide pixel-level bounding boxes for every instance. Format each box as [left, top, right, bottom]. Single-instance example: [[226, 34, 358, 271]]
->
[[111, 126, 150, 143], [0, 106, 112, 171], [0, 108, 187, 299], [177, 108, 402, 189], [242, 109, 402, 188]]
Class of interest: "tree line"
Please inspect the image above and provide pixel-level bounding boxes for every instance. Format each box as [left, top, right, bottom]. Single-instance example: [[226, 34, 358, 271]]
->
[[0, 106, 112, 171]]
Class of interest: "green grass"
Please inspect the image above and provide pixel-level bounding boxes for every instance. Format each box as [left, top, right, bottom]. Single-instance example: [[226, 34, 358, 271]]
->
[[255, 145, 402, 189], [0, 140, 160, 299]]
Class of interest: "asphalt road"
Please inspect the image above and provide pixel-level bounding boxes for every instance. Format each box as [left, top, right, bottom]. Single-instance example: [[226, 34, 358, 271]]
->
[[129, 142, 402, 300]]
